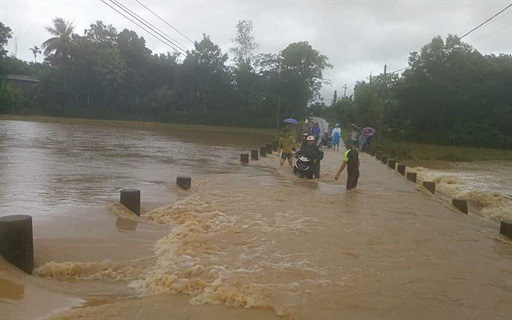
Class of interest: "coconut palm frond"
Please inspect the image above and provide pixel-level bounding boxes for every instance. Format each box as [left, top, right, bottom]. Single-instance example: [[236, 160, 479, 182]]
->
[[41, 37, 59, 55], [42, 17, 75, 63], [45, 25, 59, 36]]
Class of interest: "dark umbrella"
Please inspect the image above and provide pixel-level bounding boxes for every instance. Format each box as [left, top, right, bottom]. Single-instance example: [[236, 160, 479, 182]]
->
[[283, 118, 299, 125]]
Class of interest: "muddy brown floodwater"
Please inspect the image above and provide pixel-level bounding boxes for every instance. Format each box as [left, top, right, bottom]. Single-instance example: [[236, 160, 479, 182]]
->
[[1, 119, 511, 320]]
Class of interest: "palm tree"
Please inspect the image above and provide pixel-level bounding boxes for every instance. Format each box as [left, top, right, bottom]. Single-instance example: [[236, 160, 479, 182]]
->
[[30, 46, 41, 62], [41, 17, 74, 65]]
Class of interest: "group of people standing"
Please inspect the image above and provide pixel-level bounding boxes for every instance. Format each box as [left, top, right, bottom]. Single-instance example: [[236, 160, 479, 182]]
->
[[277, 126, 360, 190]]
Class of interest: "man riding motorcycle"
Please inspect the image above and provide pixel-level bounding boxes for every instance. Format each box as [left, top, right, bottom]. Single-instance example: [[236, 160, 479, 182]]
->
[[297, 135, 324, 179]]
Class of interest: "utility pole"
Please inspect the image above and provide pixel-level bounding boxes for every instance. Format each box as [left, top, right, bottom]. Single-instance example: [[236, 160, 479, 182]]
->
[[341, 84, 348, 98], [276, 96, 280, 131], [378, 65, 387, 140]]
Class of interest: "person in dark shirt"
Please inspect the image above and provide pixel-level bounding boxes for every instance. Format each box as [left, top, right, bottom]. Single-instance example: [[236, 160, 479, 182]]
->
[[298, 135, 324, 178], [334, 141, 360, 190]]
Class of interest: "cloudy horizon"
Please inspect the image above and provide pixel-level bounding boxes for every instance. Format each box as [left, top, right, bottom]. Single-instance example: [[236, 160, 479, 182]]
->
[[1, 0, 511, 100]]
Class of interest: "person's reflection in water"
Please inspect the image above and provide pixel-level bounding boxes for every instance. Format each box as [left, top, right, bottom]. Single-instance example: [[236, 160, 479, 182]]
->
[[115, 217, 138, 232]]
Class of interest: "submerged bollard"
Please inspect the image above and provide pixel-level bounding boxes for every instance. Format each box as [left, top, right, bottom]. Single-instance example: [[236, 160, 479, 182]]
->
[[397, 164, 406, 176], [376, 151, 382, 160], [0, 215, 34, 274], [240, 153, 249, 164], [500, 220, 512, 240], [452, 198, 468, 214], [406, 172, 417, 183], [423, 181, 436, 194], [120, 189, 140, 216], [251, 149, 259, 160], [388, 159, 396, 169], [266, 143, 273, 154], [259, 146, 267, 157], [381, 155, 388, 164], [176, 176, 192, 190]]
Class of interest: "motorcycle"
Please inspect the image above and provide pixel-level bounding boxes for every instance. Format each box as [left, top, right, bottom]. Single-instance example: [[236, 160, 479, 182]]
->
[[318, 135, 333, 149], [293, 154, 314, 179]]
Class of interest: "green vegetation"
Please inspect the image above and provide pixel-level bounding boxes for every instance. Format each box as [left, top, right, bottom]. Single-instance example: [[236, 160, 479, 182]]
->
[[373, 140, 512, 163], [2, 19, 511, 151], [0, 19, 330, 128], [316, 35, 512, 150]]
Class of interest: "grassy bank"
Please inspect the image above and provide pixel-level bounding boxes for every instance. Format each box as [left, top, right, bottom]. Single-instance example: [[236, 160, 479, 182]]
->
[[0, 114, 278, 136], [373, 140, 512, 164]]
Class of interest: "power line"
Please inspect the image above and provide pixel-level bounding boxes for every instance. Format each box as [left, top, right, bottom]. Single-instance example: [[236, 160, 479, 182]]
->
[[135, 0, 195, 45], [100, 0, 184, 54], [459, 3, 512, 39], [111, 0, 188, 52], [109, 0, 187, 53]]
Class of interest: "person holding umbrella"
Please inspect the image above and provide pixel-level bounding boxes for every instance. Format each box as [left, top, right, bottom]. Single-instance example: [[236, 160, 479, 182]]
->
[[278, 129, 296, 167], [283, 118, 299, 141], [361, 127, 375, 150]]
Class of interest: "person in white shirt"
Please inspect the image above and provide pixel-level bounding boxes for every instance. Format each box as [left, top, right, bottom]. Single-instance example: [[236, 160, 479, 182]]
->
[[332, 123, 342, 150]]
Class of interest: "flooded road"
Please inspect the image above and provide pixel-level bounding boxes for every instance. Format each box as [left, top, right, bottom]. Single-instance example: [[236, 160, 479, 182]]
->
[[1, 119, 511, 319]]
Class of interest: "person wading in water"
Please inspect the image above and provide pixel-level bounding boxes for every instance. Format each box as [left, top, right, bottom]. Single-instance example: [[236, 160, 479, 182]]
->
[[278, 129, 296, 167], [298, 135, 324, 179], [334, 140, 360, 190]]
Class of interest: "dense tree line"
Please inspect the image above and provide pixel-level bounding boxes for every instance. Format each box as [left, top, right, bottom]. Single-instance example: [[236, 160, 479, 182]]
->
[[2, 18, 511, 148], [320, 35, 512, 148], [0, 19, 331, 127]]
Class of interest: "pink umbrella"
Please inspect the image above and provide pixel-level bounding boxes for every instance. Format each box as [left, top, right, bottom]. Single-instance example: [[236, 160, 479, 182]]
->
[[362, 127, 376, 135]]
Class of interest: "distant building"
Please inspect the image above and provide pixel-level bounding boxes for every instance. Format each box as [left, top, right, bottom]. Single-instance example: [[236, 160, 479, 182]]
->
[[4, 74, 40, 91]]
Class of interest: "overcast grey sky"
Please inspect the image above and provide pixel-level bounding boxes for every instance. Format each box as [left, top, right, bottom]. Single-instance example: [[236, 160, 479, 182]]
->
[[1, 0, 511, 100]]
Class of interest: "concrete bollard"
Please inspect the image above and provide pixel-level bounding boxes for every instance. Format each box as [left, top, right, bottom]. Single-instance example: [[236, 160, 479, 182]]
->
[[406, 172, 417, 183], [500, 220, 512, 239], [452, 198, 468, 214], [251, 149, 259, 160], [381, 155, 388, 164], [266, 143, 273, 154], [120, 189, 140, 216], [388, 159, 396, 169], [240, 153, 249, 164], [259, 146, 267, 157], [375, 151, 382, 160], [0, 215, 34, 274], [176, 176, 192, 190], [272, 140, 279, 152], [397, 164, 406, 176], [423, 181, 436, 194]]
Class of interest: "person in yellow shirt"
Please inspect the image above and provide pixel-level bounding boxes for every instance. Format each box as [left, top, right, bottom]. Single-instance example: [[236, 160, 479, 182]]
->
[[278, 129, 296, 167]]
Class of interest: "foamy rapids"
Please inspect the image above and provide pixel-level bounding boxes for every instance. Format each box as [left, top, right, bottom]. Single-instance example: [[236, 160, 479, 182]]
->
[[35, 177, 330, 319], [413, 166, 512, 223]]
